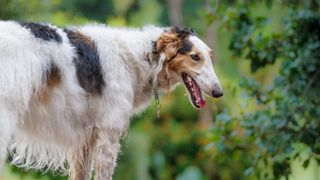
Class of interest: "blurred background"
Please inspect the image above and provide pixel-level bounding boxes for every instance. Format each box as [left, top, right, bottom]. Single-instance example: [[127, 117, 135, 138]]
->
[[1, 0, 320, 179]]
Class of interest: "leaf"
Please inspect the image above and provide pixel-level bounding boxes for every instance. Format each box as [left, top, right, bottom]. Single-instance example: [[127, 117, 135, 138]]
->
[[302, 159, 310, 168]]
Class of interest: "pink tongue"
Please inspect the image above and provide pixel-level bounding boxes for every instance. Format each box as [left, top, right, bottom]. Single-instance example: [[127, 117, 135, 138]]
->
[[191, 79, 206, 108], [200, 99, 206, 108]]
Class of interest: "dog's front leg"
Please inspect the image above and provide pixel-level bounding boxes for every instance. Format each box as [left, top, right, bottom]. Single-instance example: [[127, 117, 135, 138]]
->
[[94, 128, 123, 180]]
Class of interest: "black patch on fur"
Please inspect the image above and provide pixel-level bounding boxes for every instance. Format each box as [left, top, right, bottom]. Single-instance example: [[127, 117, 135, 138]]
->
[[19, 22, 62, 43], [64, 29, 105, 95], [152, 41, 157, 54], [173, 27, 195, 39], [178, 39, 193, 54]]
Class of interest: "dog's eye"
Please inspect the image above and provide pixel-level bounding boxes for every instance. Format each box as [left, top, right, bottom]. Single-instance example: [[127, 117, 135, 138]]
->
[[190, 54, 200, 61]]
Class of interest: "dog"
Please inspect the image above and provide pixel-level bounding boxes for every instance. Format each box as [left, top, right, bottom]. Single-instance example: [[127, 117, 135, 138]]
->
[[0, 21, 223, 179]]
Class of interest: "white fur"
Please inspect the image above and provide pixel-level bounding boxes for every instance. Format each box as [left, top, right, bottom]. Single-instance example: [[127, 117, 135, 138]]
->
[[0, 21, 221, 179]]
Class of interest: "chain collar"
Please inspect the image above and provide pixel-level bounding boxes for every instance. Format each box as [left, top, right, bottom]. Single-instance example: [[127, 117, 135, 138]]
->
[[150, 78, 160, 120], [153, 88, 161, 120], [146, 51, 161, 120]]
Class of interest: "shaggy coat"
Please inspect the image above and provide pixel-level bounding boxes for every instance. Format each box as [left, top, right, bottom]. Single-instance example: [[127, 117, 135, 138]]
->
[[0, 21, 223, 179]]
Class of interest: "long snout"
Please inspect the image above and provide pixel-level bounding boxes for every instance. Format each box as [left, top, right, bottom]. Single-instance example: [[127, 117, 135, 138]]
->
[[195, 68, 223, 98], [195, 75, 223, 98]]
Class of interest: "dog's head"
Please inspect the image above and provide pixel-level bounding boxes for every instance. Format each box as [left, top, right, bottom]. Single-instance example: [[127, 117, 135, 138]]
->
[[155, 27, 223, 108]]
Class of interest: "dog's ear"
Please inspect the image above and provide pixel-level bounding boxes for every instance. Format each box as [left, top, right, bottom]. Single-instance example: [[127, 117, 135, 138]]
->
[[155, 27, 194, 55], [155, 32, 178, 54]]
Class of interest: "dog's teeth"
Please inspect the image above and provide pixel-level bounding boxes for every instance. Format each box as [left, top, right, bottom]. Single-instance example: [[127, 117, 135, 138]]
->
[[195, 98, 200, 105]]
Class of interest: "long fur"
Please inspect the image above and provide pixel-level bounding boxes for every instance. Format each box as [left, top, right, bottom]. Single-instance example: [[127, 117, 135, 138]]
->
[[0, 21, 166, 172], [0, 21, 223, 178]]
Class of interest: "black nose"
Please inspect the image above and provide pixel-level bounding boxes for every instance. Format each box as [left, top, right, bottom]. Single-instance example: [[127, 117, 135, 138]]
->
[[212, 90, 223, 98]]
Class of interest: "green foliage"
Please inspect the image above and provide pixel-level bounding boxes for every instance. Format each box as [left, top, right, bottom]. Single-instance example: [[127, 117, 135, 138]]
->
[[228, 9, 281, 72], [212, 1, 320, 179], [59, 0, 115, 22], [0, 0, 54, 21], [0, 0, 19, 19]]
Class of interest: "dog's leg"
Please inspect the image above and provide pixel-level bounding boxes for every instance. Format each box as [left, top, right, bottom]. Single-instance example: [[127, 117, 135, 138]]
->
[[94, 128, 123, 180], [69, 146, 93, 180], [69, 130, 96, 180], [92, 89, 132, 180]]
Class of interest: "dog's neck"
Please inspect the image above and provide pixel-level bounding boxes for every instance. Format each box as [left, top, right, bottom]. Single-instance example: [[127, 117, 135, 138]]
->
[[129, 27, 168, 113], [129, 26, 181, 114]]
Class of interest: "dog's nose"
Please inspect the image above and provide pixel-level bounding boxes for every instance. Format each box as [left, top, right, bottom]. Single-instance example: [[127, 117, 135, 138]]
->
[[212, 90, 223, 98]]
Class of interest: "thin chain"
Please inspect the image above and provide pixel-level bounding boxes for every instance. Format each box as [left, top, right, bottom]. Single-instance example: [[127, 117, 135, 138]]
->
[[153, 89, 161, 120]]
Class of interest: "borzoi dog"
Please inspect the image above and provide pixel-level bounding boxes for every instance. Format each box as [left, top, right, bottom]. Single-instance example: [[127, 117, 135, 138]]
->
[[0, 21, 223, 179]]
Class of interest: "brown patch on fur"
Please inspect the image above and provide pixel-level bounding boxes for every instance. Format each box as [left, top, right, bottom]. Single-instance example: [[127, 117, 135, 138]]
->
[[39, 62, 61, 104], [46, 62, 61, 87], [66, 30, 95, 49], [155, 28, 205, 89]]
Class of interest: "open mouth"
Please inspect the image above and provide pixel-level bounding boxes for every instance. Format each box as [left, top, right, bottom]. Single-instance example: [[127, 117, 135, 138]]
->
[[181, 73, 206, 109]]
